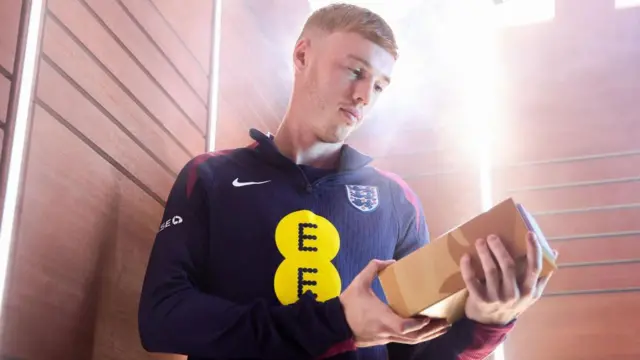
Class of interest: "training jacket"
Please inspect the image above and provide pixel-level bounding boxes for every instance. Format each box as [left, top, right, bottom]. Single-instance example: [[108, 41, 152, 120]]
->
[[138, 128, 514, 360]]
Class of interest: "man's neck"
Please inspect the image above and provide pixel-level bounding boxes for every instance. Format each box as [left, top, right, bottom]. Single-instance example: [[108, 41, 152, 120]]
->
[[273, 119, 342, 170]]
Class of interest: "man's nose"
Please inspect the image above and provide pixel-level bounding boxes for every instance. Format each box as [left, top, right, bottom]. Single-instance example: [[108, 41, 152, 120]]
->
[[353, 80, 375, 106]]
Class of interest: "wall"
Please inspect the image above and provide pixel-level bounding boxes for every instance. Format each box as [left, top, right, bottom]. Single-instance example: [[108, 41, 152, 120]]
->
[[493, 1, 640, 359], [0, 0, 25, 187], [0, 0, 214, 358], [215, 0, 311, 149]]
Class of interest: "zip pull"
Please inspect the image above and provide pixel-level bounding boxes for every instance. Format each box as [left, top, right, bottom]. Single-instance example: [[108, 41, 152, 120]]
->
[[305, 183, 313, 193]]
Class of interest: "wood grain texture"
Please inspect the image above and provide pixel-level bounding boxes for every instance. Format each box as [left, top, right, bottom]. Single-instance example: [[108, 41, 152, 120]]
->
[[36, 59, 175, 200], [0, 105, 172, 359], [83, 0, 208, 129], [149, 0, 214, 74], [0, 129, 4, 159], [0, 0, 22, 73], [41, 17, 193, 172], [493, 4, 640, 166], [0, 0, 214, 357], [0, 76, 9, 123], [494, 3, 640, 358], [116, 0, 210, 102], [505, 293, 640, 360], [493, 153, 640, 190], [406, 174, 482, 238], [551, 235, 640, 264], [507, 181, 640, 212], [47, 0, 207, 139], [548, 261, 640, 293], [535, 207, 640, 238]]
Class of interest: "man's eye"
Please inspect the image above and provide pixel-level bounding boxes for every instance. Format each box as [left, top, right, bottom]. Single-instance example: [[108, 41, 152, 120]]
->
[[349, 68, 363, 79], [374, 84, 384, 93]]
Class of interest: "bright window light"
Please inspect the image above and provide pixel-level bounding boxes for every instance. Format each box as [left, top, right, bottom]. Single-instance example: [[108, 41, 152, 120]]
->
[[207, 0, 223, 152], [616, 0, 640, 8], [493, 0, 556, 27], [308, 0, 423, 25]]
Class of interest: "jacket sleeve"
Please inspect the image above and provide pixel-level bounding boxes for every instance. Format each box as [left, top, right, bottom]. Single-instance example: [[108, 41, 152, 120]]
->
[[386, 175, 514, 360], [138, 156, 355, 359]]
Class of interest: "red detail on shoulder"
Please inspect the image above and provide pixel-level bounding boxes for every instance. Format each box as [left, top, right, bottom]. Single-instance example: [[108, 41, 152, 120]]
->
[[457, 321, 515, 360], [373, 167, 421, 232], [186, 150, 232, 198], [316, 339, 357, 359]]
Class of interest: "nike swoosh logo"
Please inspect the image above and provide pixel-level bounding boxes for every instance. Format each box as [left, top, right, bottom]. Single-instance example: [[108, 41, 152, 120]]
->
[[232, 178, 271, 187]]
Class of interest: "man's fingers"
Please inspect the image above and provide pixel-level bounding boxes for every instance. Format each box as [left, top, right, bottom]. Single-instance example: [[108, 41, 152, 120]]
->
[[356, 259, 396, 286], [486, 235, 518, 300], [419, 325, 450, 341], [476, 238, 500, 299], [397, 316, 431, 335], [388, 320, 451, 344], [522, 232, 543, 295], [460, 254, 484, 300]]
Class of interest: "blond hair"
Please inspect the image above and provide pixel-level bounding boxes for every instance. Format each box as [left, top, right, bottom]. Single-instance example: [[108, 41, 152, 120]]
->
[[301, 3, 398, 59]]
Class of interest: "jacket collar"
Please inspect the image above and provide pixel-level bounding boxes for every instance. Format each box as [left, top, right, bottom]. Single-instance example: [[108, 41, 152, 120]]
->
[[248, 128, 373, 172]]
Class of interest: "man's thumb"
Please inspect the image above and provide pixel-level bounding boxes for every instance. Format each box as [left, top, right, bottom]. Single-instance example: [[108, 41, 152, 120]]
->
[[357, 259, 395, 284]]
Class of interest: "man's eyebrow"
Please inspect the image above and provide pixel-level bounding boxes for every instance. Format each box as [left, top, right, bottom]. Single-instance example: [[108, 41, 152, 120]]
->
[[347, 54, 391, 84]]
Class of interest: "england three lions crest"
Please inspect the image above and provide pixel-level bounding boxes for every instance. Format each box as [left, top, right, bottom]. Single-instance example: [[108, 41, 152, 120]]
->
[[345, 185, 379, 212]]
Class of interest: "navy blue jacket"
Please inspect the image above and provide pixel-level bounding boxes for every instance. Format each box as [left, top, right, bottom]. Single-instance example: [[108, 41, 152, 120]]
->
[[138, 129, 512, 359]]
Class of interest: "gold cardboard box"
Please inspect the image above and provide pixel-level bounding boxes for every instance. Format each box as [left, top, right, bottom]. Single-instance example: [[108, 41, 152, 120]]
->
[[379, 198, 557, 323]]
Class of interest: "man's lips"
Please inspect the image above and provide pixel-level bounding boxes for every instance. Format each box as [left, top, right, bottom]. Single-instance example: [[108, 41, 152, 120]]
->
[[340, 108, 361, 123]]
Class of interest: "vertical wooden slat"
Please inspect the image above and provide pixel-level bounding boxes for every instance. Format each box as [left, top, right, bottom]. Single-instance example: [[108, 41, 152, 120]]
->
[[0, 0, 216, 358]]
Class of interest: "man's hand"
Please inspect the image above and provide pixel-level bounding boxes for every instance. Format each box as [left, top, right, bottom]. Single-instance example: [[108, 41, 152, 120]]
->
[[340, 259, 450, 347], [460, 231, 558, 326]]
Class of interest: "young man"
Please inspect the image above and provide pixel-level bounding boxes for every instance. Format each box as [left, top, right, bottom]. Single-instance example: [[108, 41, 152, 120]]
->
[[138, 4, 554, 359]]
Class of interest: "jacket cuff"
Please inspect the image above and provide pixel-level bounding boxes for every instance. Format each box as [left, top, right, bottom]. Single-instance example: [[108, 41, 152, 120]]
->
[[316, 297, 357, 359]]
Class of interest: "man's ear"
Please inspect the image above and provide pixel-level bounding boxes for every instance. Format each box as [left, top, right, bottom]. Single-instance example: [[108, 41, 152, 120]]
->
[[293, 37, 310, 72]]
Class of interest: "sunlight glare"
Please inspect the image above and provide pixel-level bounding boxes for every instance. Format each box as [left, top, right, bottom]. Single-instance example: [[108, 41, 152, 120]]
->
[[616, 0, 640, 8]]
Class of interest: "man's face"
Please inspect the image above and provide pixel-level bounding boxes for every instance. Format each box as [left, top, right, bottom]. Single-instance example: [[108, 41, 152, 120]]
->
[[294, 31, 396, 143]]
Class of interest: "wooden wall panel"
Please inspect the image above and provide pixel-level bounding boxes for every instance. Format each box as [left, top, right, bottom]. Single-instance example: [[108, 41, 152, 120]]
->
[[2, 106, 168, 359], [509, 182, 640, 212], [352, 123, 482, 237], [493, 2, 640, 359], [1, 0, 215, 358], [0, 0, 23, 73], [149, 0, 214, 75], [35, 60, 175, 200], [215, 0, 310, 150], [547, 262, 640, 294], [551, 235, 640, 264], [0, 75, 9, 123], [47, 0, 206, 143], [83, 0, 209, 128], [406, 174, 482, 238], [0, 0, 23, 166], [41, 17, 192, 174], [535, 208, 640, 239], [494, 153, 640, 192], [505, 293, 640, 360], [118, 0, 210, 101]]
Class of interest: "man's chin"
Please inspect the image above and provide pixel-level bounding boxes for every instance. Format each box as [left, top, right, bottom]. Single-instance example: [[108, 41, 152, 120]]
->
[[319, 130, 351, 144]]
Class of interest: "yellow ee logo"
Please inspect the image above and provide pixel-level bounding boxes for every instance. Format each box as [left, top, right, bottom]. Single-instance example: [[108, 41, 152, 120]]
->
[[273, 210, 341, 305]]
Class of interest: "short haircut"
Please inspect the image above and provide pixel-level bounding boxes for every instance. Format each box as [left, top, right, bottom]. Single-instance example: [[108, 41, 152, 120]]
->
[[301, 3, 399, 59]]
